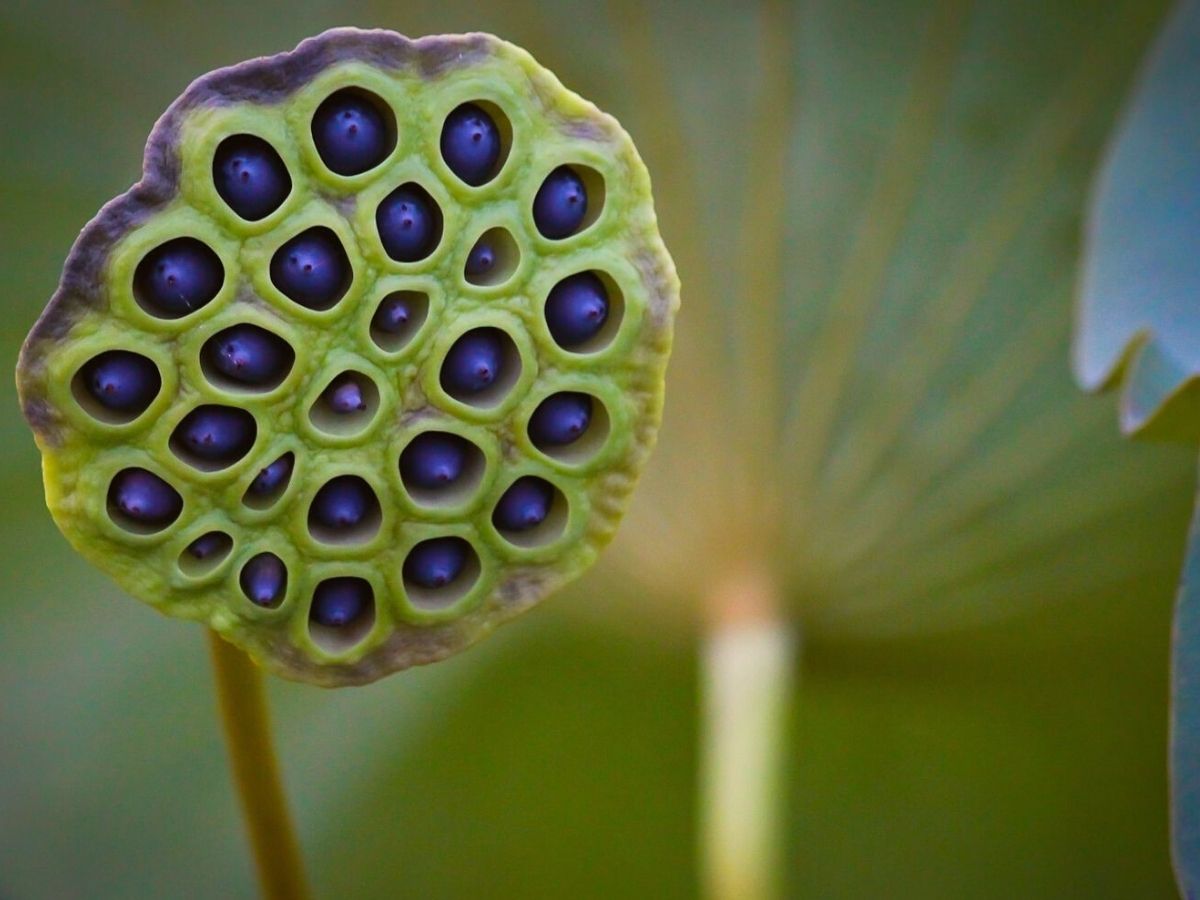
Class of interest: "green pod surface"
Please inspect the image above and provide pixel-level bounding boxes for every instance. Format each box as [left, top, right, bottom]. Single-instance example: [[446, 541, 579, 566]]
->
[[16, 28, 679, 686]]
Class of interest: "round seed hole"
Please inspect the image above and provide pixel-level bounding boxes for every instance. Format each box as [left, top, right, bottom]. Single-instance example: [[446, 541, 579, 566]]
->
[[309, 371, 380, 438], [179, 531, 233, 577], [528, 392, 609, 465], [439, 327, 521, 409], [376, 183, 443, 263], [107, 468, 182, 534], [308, 475, 381, 545], [212, 134, 291, 221], [71, 350, 161, 424], [242, 452, 295, 511], [491, 476, 569, 548], [201, 323, 295, 393], [269, 227, 351, 311], [311, 88, 396, 177], [169, 405, 257, 472], [532, 165, 605, 240], [464, 227, 519, 287], [439, 100, 512, 186], [309, 577, 376, 653], [369, 290, 429, 353], [399, 431, 486, 508], [240, 552, 288, 609], [133, 237, 224, 319], [402, 537, 481, 611], [545, 270, 624, 353]]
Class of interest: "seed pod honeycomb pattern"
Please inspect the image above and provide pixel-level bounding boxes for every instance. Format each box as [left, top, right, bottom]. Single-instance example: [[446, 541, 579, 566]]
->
[[16, 28, 679, 686]]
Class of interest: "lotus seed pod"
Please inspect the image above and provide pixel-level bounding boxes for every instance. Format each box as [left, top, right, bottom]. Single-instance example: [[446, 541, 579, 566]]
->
[[16, 28, 679, 686]]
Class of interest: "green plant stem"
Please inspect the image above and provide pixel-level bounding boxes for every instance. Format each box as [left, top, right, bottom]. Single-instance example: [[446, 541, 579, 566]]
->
[[700, 570, 794, 900], [208, 630, 312, 900]]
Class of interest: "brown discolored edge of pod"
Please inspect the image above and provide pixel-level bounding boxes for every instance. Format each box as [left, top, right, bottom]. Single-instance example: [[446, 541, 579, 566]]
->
[[14, 28, 516, 447], [246, 568, 553, 687]]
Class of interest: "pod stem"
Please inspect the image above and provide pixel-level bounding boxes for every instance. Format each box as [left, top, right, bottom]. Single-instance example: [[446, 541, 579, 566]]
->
[[208, 630, 312, 900], [700, 568, 794, 900]]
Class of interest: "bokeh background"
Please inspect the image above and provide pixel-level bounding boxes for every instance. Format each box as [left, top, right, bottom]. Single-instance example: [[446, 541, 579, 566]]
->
[[0, 1, 1193, 897]]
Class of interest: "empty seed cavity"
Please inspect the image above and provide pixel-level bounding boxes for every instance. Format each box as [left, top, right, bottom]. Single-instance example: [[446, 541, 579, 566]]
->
[[72, 350, 161, 424], [309, 371, 380, 437], [369, 290, 429, 353], [533, 165, 605, 239], [376, 183, 442, 263], [440, 101, 511, 186], [439, 327, 521, 408], [213, 135, 291, 221], [170, 405, 257, 471], [134, 237, 224, 319], [399, 431, 485, 508], [308, 475, 381, 545], [240, 552, 288, 608], [309, 576, 376, 653], [311, 88, 396, 176], [107, 468, 182, 534], [464, 228, 519, 287], [242, 452, 295, 511], [269, 227, 351, 311], [201, 323, 295, 392], [529, 392, 609, 465], [179, 531, 233, 577], [545, 271, 623, 353], [402, 537, 480, 610]]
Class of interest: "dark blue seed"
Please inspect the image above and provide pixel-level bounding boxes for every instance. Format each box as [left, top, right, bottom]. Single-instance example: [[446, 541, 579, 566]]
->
[[400, 432, 473, 490], [440, 103, 501, 186], [373, 293, 419, 334], [545, 273, 609, 348], [404, 537, 471, 589], [270, 228, 349, 310], [213, 135, 291, 221], [108, 468, 182, 527], [186, 532, 230, 560], [82, 350, 160, 413], [529, 392, 593, 448], [240, 553, 287, 608], [310, 476, 377, 531], [440, 328, 506, 397], [311, 577, 371, 627], [533, 166, 587, 239], [311, 90, 390, 176], [248, 453, 294, 497], [376, 185, 440, 262], [174, 406, 256, 465], [493, 477, 555, 533], [464, 234, 497, 281], [135, 238, 223, 318], [204, 324, 293, 387]]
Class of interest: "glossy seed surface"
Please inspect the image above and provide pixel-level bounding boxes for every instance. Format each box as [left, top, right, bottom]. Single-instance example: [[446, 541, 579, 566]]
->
[[312, 90, 390, 175], [529, 392, 592, 448], [135, 238, 223, 317], [213, 135, 291, 220], [311, 576, 370, 626], [440, 102, 501, 186], [492, 476, 554, 532], [404, 536, 469, 588], [532, 166, 587, 239]]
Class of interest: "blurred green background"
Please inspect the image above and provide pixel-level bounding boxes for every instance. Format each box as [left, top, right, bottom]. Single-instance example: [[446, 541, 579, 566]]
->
[[1, 1, 1193, 897]]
